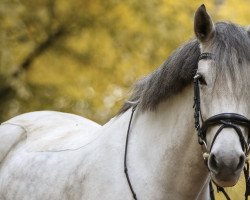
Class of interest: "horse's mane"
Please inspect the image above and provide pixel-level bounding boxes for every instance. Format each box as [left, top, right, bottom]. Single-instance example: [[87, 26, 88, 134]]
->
[[119, 39, 200, 114], [119, 22, 250, 114]]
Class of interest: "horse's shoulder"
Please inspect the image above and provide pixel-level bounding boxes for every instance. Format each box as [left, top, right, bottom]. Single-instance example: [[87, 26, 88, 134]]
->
[[2, 111, 102, 152]]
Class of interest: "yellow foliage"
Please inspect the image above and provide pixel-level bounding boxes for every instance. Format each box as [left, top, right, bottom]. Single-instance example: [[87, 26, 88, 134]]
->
[[0, 1, 250, 197]]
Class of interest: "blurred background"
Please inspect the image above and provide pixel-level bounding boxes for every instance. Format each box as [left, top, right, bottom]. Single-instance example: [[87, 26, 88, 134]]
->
[[0, 0, 250, 198]]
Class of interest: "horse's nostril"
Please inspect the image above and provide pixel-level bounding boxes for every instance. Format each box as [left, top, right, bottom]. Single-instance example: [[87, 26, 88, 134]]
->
[[236, 154, 245, 171], [209, 152, 245, 173], [209, 153, 219, 174]]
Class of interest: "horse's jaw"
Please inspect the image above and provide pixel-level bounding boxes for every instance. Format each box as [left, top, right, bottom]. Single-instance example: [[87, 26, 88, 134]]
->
[[211, 173, 240, 187]]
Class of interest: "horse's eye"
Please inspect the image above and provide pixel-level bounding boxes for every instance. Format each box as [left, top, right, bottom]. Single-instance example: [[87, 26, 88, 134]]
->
[[199, 76, 207, 85]]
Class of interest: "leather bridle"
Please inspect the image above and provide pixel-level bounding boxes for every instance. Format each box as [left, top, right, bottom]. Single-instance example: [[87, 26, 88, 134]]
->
[[194, 52, 250, 200], [124, 52, 250, 200]]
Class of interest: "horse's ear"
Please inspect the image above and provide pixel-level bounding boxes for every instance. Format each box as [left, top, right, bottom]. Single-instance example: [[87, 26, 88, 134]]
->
[[194, 4, 214, 42]]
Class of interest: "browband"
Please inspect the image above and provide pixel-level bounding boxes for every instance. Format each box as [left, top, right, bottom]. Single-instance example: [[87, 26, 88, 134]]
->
[[198, 52, 214, 61]]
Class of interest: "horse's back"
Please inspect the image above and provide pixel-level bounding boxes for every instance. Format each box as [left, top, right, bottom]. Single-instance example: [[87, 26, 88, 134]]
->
[[0, 111, 101, 157], [0, 111, 104, 200], [0, 123, 26, 164]]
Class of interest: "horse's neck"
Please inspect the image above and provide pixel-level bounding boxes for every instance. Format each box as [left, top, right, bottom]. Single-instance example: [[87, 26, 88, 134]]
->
[[127, 84, 209, 200]]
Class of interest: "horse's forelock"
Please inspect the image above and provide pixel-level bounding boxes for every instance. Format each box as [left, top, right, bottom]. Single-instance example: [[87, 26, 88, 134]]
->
[[211, 22, 250, 93]]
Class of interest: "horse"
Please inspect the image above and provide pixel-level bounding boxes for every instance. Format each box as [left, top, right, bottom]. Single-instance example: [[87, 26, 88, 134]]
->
[[1, 4, 250, 200]]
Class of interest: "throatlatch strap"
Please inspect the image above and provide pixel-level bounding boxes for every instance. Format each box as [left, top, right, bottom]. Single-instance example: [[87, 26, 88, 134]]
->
[[209, 181, 215, 200], [217, 186, 231, 200], [244, 162, 250, 200]]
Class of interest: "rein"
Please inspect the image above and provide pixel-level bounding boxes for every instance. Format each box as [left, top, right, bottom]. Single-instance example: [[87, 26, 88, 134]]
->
[[124, 105, 138, 200]]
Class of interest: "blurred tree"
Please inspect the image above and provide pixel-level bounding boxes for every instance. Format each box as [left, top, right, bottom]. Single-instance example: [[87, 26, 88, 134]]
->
[[0, 1, 249, 124], [0, 0, 250, 199], [0, 0, 209, 123]]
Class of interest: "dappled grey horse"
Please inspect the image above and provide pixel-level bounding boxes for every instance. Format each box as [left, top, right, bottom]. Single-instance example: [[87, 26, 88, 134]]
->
[[1, 4, 250, 200]]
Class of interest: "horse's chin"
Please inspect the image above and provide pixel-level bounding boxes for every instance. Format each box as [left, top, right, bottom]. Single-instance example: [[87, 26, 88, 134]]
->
[[211, 173, 240, 187]]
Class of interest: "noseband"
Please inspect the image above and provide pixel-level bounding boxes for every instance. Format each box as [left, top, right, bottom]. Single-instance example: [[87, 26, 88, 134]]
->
[[194, 52, 250, 200]]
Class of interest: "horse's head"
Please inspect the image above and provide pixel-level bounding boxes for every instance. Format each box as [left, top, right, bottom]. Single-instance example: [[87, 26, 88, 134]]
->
[[194, 5, 250, 187]]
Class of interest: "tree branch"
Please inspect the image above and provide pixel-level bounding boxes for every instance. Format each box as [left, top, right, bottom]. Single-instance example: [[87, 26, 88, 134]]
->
[[13, 26, 66, 78]]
